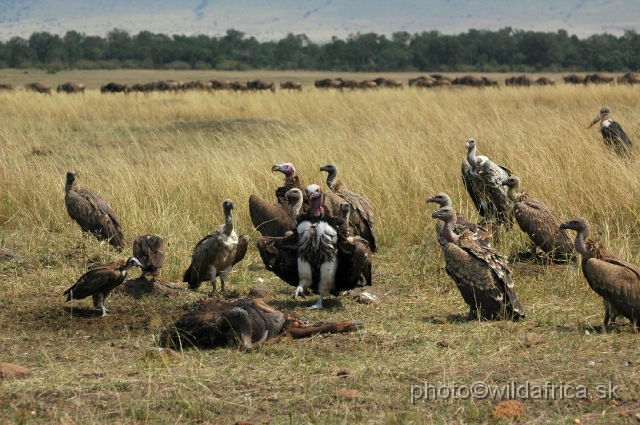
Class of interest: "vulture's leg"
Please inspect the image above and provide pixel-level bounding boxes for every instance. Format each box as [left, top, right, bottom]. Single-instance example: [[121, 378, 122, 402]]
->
[[219, 266, 233, 293], [99, 294, 110, 317], [310, 261, 338, 310], [294, 259, 312, 300], [208, 265, 218, 295], [310, 294, 324, 310], [139, 271, 146, 280]]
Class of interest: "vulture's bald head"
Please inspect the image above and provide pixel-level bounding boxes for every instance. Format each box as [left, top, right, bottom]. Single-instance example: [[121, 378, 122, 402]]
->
[[427, 193, 452, 208]]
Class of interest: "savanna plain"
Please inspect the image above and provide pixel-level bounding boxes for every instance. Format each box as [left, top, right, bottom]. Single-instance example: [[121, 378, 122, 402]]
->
[[2, 70, 640, 424]]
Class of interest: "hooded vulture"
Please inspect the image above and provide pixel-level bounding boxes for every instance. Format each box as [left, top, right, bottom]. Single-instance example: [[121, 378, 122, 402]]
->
[[426, 192, 491, 247], [320, 164, 377, 252], [560, 217, 640, 327], [588, 106, 633, 158], [183, 200, 249, 294], [64, 171, 125, 250], [132, 235, 165, 281], [64, 257, 142, 316], [461, 139, 514, 228], [502, 176, 575, 262], [432, 206, 524, 320], [257, 185, 372, 309]]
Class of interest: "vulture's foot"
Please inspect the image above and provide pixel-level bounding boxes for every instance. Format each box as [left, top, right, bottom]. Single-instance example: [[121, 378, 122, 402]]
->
[[308, 295, 324, 310], [293, 285, 306, 300]]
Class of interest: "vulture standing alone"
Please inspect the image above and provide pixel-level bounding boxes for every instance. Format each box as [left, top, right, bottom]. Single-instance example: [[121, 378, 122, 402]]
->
[[426, 192, 491, 247], [461, 139, 514, 227], [431, 206, 525, 320], [64, 171, 125, 250], [560, 217, 640, 327], [320, 164, 377, 252], [502, 176, 575, 262], [132, 235, 165, 281], [64, 257, 142, 316], [588, 106, 633, 158], [257, 185, 372, 309], [183, 200, 249, 294]]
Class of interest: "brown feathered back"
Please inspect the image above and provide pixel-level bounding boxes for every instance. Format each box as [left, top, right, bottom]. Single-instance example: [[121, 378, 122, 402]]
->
[[133, 235, 165, 278]]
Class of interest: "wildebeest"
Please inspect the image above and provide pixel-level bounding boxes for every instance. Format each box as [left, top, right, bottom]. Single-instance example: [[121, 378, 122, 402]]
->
[[210, 80, 231, 90], [125, 83, 144, 94], [231, 81, 249, 92], [280, 81, 302, 91], [314, 78, 342, 89], [155, 80, 181, 92], [100, 82, 128, 94], [359, 80, 377, 89], [373, 77, 403, 88], [563, 74, 586, 84], [57, 82, 85, 94], [535, 77, 555, 86], [505, 75, 533, 87], [247, 80, 275, 92], [336, 77, 359, 89], [25, 83, 52, 95], [584, 73, 614, 85], [617, 73, 640, 85], [0, 84, 21, 91]]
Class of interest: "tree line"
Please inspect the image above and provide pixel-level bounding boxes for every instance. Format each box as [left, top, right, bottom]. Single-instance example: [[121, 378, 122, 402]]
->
[[0, 27, 639, 73]]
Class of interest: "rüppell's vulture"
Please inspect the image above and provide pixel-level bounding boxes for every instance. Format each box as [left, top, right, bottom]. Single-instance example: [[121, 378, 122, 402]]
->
[[132, 235, 165, 281], [320, 164, 377, 252], [560, 217, 640, 328], [64, 171, 125, 250], [431, 206, 525, 320], [427, 192, 491, 247], [588, 106, 633, 158], [461, 139, 514, 228], [257, 185, 372, 309], [502, 176, 575, 262], [64, 257, 142, 316], [183, 200, 249, 294]]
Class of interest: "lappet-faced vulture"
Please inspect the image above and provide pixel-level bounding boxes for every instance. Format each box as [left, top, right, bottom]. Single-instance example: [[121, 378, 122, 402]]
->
[[427, 192, 491, 247], [132, 235, 165, 281], [257, 185, 372, 309], [431, 206, 524, 320], [560, 217, 640, 328], [183, 200, 249, 294], [502, 176, 575, 262], [588, 106, 633, 158], [64, 171, 125, 250], [461, 139, 514, 228], [320, 164, 377, 252], [64, 257, 142, 316]]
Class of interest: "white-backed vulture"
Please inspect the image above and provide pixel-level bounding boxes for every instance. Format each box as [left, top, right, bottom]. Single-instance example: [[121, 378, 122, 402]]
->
[[183, 200, 249, 294], [132, 235, 165, 281], [461, 139, 514, 227], [257, 185, 372, 309], [285, 188, 303, 222], [560, 217, 640, 327], [432, 207, 524, 320], [320, 164, 377, 252], [64, 257, 142, 316], [427, 192, 491, 247], [502, 176, 575, 262], [64, 171, 125, 250], [588, 106, 633, 158]]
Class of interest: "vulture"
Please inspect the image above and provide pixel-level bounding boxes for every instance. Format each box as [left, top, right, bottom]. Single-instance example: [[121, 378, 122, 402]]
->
[[285, 188, 304, 222], [426, 192, 491, 247], [64, 257, 142, 316], [132, 235, 165, 281], [588, 106, 633, 158], [320, 164, 377, 252], [560, 217, 640, 327], [432, 206, 525, 320], [64, 170, 125, 250], [248, 163, 303, 237], [502, 176, 575, 262], [183, 200, 249, 294], [257, 185, 372, 309], [461, 139, 514, 227]]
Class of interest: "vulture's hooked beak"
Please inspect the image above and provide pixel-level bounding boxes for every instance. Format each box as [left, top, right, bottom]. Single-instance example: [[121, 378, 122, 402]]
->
[[588, 115, 601, 129], [559, 222, 570, 230], [431, 210, 443, 219], [271, 164, 280, 173]]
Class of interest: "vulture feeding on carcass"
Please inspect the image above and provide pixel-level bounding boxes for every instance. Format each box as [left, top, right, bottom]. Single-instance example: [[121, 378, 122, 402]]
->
[[320, 164, 377, 252], [431, 206, 525, 320], [426, 192, 491, 247], [461, 139, 514, 228], [132, 235, 165, 281], [257, 184, 372, 309], [502, 176, 575, 262], [64, 170, 125, 250], [560, 217, 640, 328], [183, 200, 249, 294], [588, 106, 633, 158], [64, 257, 142, 316]]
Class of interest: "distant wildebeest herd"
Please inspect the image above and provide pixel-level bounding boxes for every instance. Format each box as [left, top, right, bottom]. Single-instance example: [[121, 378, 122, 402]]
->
[[0, 72, 638, 95]]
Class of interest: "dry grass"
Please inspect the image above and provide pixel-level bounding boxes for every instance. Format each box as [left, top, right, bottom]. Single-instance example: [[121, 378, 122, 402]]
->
[[2, 72, 640, 424]]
